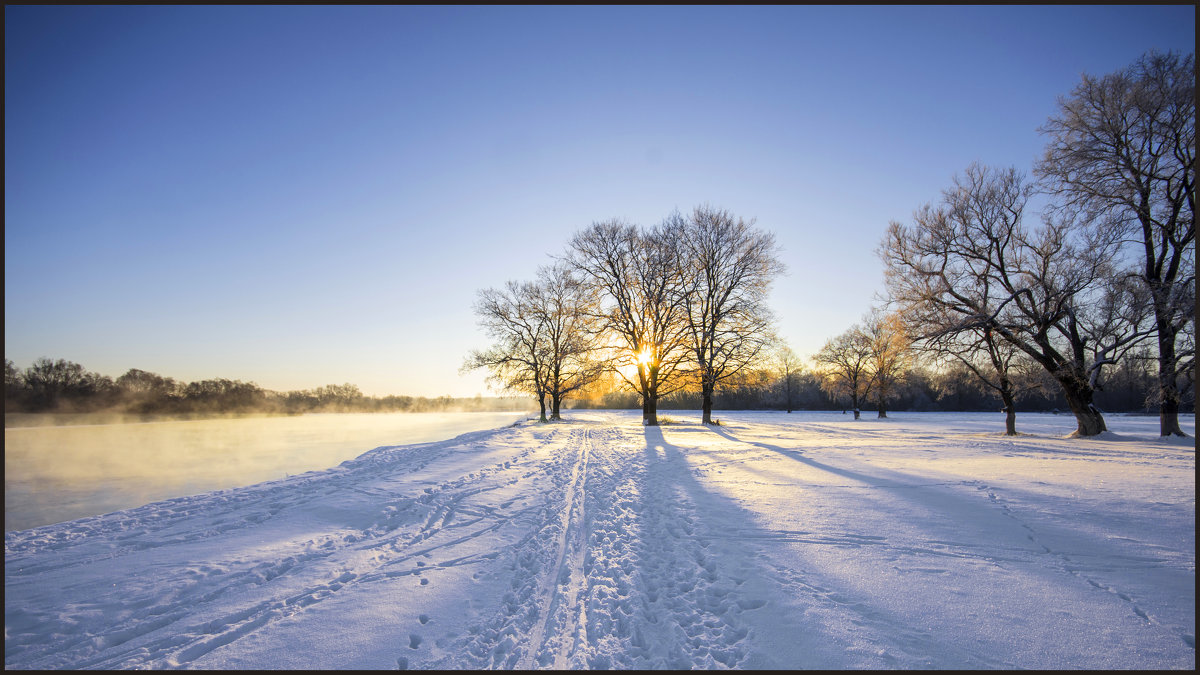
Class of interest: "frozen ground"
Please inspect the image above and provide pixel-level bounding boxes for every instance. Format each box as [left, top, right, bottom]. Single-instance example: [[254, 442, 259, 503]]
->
[[4, 410, 1194, 669]]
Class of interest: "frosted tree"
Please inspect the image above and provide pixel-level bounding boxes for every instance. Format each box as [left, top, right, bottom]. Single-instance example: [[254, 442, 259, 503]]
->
[[880, 164, 1144, 436], [1037, 50, 1195, 436]]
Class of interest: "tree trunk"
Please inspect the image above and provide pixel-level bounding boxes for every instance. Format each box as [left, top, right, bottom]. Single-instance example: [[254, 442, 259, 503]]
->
[[644, 394, 659, 426], [701, 384, 715, 425], [1156, 330, 1187, 436], [876, 390, 887, 418], [1059, 377, 1106, 436], [550, 392, 562, 421], [1159, 395, 1185, 437], [1000, 388, 1016, 436], [537, 393, 548, 423]]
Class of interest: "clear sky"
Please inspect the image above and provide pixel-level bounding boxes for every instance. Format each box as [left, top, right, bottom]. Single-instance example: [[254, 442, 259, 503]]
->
[[5, 5, 1195, 397]]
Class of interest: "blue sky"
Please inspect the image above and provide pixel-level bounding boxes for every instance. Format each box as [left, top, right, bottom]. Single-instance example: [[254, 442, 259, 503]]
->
[[5, 5, 1195, 397]]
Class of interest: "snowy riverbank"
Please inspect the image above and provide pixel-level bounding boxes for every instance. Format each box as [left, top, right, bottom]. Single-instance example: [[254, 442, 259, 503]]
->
[[4, 411, 1194, 669]]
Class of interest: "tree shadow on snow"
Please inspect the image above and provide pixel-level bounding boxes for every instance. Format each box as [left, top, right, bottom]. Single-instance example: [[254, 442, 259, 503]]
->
[[612, 425, 1013, 668], [697, 423, 1195, 668]]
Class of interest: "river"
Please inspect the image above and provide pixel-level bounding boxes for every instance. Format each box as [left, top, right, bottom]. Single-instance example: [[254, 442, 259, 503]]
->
[[4, 411, 530, 532]]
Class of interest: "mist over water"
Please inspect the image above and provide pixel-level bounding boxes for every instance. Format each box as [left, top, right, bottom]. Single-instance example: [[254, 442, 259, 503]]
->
[[4, 411, 529, 532]]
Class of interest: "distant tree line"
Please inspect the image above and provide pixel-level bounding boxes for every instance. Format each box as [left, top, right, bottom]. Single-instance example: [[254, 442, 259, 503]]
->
[[466, 50, 1193, 437], [3, 358, 527, 417], [565, 343, 1162, 417]]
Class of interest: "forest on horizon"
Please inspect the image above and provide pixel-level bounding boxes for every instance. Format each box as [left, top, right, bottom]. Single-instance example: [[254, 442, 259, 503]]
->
[[3, 352, 1179, 425]]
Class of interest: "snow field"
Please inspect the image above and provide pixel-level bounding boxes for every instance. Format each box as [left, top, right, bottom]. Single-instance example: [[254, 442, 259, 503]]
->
[[4, 411, 1195, 669]]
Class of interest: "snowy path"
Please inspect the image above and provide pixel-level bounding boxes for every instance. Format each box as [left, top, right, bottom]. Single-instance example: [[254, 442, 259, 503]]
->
[[4, 411, 1195, 669]]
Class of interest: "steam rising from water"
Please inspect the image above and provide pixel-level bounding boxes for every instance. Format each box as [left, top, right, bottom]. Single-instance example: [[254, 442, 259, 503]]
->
[[4, 411, 528, 532]]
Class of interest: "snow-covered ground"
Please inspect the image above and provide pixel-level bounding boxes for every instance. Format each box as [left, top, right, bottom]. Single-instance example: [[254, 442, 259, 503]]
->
[[4, 410, 1195, 669]]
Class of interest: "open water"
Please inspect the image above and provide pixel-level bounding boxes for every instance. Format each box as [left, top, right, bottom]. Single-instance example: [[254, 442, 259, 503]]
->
[[4, 411, 529, 532]]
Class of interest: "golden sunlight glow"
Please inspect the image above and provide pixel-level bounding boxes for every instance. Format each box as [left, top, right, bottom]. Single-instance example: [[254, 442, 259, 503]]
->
[[635, 346, 654, 366], [617, 346, 656, 383]]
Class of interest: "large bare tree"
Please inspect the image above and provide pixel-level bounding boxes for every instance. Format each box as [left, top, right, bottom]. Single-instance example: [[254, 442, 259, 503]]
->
[[678, 205, 784, 425], [566, 219, 692, 425], [1037, 50, 1195, 436], [880, 164, 1140, 436]]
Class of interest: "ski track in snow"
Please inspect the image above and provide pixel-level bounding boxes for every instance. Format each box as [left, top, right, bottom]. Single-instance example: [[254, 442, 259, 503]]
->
[[4, 411, 1195, 670]]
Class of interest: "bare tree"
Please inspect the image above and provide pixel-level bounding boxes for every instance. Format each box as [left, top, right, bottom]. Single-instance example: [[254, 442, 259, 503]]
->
[[115, 368, 180, 413], [21, 357, 111, 411], [862, 309, 910, 418], [1037, 50, 1196, 436], [464, 280, 551, 421], [566, 219, 692, 425], [527, 263, 606, 420], [465, 266, 606, 422], [4, 359, 23, 406], [893, 265, 1059, 436], [880, 163, 1140, 436], [917, 326, 1040, 435], [771, 343, 804, 413], [313, 383, 365, 411], [678, 205, 785, 424], [1082, 274, 1158, 393], [813, 325, 873, 419]]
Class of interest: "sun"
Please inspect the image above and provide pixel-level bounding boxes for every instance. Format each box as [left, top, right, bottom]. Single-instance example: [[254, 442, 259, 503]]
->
[[635, 346, 654, 367], [617, 346, 656, 383]]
